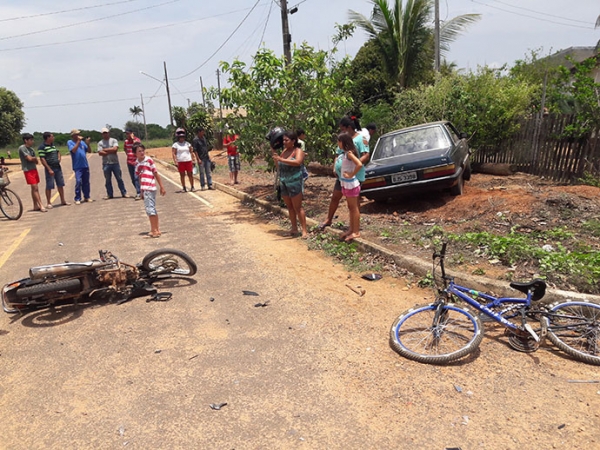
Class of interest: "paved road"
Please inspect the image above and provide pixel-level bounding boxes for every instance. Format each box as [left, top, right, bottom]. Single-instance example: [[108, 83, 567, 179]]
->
[[1, 153, 599, 449]]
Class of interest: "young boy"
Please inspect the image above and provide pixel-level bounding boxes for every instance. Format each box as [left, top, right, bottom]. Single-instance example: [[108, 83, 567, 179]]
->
[[134, 143, 166, 238]]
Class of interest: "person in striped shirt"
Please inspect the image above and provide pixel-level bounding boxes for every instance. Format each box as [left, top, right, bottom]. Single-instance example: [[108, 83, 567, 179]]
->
[[134, 143, 166, 238]]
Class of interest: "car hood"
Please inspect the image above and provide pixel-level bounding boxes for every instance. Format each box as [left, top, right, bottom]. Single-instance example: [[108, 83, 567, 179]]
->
[[366, 147, 453, 175]]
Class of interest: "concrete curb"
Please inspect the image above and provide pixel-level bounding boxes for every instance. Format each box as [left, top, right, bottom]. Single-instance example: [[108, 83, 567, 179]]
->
[[155, 158, 600, 304]]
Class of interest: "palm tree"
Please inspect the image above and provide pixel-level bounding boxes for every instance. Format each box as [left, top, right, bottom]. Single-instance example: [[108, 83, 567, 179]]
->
[[349, 0, 480, 89], [129, 105, 143, 122]]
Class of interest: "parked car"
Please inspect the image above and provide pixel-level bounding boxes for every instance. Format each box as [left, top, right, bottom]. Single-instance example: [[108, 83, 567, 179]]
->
[[361, 121, 472, 202]]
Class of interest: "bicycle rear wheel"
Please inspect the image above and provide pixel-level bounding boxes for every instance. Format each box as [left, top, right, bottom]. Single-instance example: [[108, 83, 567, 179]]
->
[[390, 302, 483, 364], [0, 188, 23, 220], [141, 249, 197, 276], [543, 301, 600, 365]]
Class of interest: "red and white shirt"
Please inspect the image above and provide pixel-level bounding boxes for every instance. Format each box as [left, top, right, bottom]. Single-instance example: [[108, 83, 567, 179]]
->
[[135, 156, 157, 191], [124, 136, 141, 166]]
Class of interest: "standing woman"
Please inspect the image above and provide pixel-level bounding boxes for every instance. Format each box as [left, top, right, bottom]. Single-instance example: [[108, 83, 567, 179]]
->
[[172, 128, 197, 192], [272, 131, 308, 238], [319, 116, 370, 229]]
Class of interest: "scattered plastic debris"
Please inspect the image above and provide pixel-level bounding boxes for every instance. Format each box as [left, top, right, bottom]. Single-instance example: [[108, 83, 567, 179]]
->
[[154, 349, 161, 354], [243, 290, 259, 296], [454, 385, 462, 393], [461, 416, 469, 425], [558, 424, 566, 430], [254, 301, 270, 307], [118, 425, 125, 436], [210, 402, 228, 410], [567, 379, 599, 383], [361, 273, 382, 281], [58, 243, 63, 246], [345, 284, 366, 296], [209, 297, 215, 302]]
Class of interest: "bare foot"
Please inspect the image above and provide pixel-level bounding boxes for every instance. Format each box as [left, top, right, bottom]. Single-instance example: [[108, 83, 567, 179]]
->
[[344, 233, 360, 242]]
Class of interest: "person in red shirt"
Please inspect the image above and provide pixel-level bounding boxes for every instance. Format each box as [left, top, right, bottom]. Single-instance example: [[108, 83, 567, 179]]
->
[[223, 130, 240, 185], [124, 129, 142, 199]]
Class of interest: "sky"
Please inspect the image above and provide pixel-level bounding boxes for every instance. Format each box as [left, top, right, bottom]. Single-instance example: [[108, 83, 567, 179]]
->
[[0, 0, 598, 134]]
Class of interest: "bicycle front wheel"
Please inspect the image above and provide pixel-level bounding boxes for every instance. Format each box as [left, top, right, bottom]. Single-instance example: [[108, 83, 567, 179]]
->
[[141, 249, 197, 276], [0, 188, 23, 220], [543, 301, 600, 365], [390, 303, 483, 364]]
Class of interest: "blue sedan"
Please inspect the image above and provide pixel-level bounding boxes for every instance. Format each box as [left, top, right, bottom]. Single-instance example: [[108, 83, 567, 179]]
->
[[361, 121, 472, 202]]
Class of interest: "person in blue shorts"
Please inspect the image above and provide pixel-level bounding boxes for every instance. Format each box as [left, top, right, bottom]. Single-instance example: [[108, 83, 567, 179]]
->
[[38, 132, 70, 208]]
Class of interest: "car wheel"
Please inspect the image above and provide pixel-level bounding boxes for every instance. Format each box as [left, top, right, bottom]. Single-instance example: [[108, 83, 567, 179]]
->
[[463, 160, 472, 181], [450, 174, 464, 196]]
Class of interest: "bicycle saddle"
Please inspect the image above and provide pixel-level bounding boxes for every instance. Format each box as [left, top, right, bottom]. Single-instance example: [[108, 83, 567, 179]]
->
[[509, 279, 546, 301]]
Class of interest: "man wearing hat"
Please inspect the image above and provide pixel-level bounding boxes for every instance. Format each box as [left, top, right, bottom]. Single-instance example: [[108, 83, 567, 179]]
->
[[98, 127, 128, 199], [124, 128, 141, 199], [67, 129, 93, 204]]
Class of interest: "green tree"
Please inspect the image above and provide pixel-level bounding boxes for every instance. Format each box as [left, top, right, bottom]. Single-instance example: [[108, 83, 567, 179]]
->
[[217, 43, 353, 163], [0, 87, 25, 148], [129, 105, 143, 122], [349, 0, 480, 89]]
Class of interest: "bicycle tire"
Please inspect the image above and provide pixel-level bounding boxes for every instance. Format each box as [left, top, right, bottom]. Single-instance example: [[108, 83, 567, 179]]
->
[[16, 278, 82, 299], [390, 303, 483, 364], [0, 188, 23, 220], [141, 249, 197, 276], [543, 300, 600, 365]]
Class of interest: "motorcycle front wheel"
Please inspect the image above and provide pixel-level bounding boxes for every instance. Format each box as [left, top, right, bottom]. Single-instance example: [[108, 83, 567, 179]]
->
[[141, 249, 197, 276]]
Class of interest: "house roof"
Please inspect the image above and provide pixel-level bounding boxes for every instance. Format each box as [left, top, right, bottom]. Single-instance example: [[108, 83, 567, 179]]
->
[[544, 46, 599, 69]]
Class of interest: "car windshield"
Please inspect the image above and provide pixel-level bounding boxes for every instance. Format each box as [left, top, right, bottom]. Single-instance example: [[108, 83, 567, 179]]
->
[[372, 126, 451, 161]]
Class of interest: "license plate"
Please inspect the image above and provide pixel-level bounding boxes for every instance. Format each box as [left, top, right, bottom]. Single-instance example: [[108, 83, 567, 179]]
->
[[391, 171, 417, 184]]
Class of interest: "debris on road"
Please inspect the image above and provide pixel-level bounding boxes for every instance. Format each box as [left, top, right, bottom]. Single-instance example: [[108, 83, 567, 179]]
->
[[361, 273, 382, 281], [254, 301, 270, 307], [210, 402, 228, 410], [345, 284, 366, 297], [243, 290, 259, 296]]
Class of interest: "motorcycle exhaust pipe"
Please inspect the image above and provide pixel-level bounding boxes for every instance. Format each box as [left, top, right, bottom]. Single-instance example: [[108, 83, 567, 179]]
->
[[29, 261, 108, 280]]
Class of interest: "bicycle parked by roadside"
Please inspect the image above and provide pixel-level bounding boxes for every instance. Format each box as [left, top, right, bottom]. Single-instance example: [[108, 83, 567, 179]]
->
[[0, 167, 23, 220], [390, 242, 600, 365]]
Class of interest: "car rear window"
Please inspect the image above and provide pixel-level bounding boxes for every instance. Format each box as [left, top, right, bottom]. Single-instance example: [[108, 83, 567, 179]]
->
[[372, 126, 451, 160]]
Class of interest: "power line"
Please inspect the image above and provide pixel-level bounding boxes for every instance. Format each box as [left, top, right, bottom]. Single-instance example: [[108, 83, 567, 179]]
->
[[0, 7, 257, 52], [0, 0, 181, 41], [470, 0, 595, 30], [171, 0, 262, 81], [0, 0, 139, 23], [490, 0, 593, 25], [259, 0, 274, 50]]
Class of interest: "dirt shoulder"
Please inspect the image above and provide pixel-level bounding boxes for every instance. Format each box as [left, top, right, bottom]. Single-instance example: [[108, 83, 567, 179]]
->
[[149, 147, 600, 294]]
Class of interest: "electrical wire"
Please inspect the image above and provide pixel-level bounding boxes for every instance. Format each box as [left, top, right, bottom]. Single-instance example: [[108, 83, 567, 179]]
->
[[227, 2, 271, 60], [0, 0, 139, 23], [490, 0, 593, 25], [258, 0, 274, 50], [171, 0, 262, 81], [0, 7, 257, 52], [470, 0, 595, 29], [0, 0, 181, 41]]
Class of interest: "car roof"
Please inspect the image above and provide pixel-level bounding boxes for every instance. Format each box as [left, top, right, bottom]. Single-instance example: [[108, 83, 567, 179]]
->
[[379, 121, 450, 139]]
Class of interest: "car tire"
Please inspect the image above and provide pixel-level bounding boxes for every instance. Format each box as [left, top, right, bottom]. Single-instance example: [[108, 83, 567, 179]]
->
[[463, 160, 472, 181]]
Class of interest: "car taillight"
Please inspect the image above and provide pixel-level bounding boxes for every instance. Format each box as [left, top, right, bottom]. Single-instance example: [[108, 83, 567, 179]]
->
[[423, 164, 455, 179], [362, 177, 386, 188]]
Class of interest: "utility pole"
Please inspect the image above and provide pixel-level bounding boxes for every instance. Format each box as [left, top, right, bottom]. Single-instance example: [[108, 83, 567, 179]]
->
[[163, 61, 174, 127], [434, 0, 440, 72], [280, 0, 292, 65], [199, 76, 206, 107], [140, 93, 148, 141], [216, 68, 223, 122]]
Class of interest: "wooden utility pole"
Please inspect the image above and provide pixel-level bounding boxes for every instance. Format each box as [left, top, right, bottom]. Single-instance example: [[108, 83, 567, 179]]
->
[[280, 0, 292, 65], [434, 0, 440, 72], [163, 61, 174, 127], [199, 76, 206, 107], [140, 93, 148, 140]]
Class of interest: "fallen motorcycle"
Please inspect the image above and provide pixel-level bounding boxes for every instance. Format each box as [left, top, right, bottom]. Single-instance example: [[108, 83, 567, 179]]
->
[[2, 249, 197, 313]]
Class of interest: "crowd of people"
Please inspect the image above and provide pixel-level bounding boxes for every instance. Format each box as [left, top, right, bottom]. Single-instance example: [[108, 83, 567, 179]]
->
[[16, 117, 375, 240]]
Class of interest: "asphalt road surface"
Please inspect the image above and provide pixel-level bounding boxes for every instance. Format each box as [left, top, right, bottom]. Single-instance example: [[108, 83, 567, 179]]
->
[[1, 153, 599, 449]]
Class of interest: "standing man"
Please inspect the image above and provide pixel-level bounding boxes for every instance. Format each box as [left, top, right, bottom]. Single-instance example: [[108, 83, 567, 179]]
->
[[67, 129, 93, 204], [223, 129, 240, 185], [124, 128, 141, 199], [38, 132, 70, 208], [18, 133, 46, 212], [192, 127, 213, 190], [98, 127, 128, 199]]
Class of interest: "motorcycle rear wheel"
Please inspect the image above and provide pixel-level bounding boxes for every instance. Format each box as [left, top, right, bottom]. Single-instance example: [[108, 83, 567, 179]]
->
[[141, 249, 197, 276]]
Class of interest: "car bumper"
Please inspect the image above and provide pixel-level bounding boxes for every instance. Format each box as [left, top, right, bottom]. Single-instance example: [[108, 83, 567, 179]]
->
[[361, 170, 462, 199]]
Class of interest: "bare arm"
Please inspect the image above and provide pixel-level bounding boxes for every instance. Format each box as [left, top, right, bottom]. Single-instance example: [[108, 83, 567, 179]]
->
[[342, 151, 363, 179], [154, 171, 166, 196]]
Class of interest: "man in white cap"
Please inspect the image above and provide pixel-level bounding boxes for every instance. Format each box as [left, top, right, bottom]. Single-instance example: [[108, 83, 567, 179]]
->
[[98, 127, 128, 199], [67, 129, 93, 204]]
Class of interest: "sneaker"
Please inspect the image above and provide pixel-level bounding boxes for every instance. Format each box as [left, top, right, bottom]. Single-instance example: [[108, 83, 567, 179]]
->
[[84, 198, 94, 203], [75, 200, 81, 205], [134, 194, 141, 201], [208, 185, 215, 190], [122, 193, 130, 198]]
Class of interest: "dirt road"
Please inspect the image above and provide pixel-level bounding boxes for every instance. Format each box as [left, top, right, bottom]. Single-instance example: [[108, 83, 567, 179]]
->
[[0, 153, 599, 449]]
